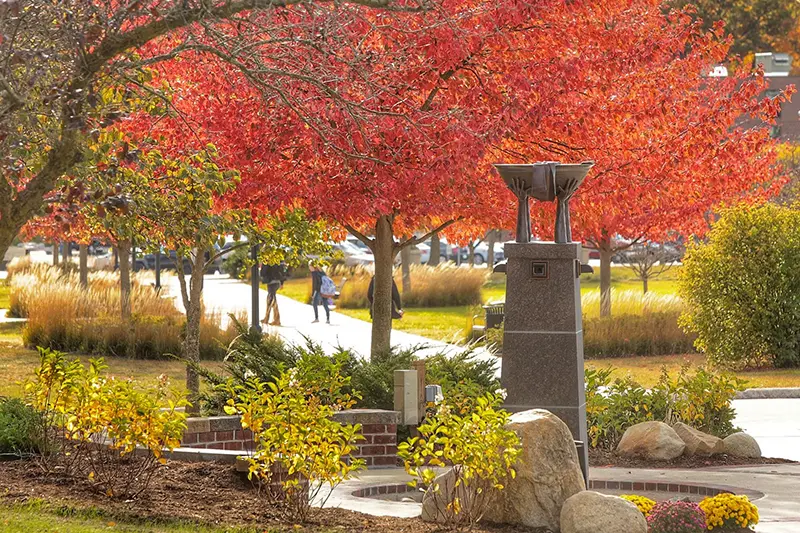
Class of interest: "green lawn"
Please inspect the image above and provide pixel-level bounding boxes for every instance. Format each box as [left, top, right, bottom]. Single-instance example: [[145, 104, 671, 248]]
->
[[586, 353, 800, 389], [278, 267, 683, 342], [337, 307, 475, 343], [0, 280, 10, 309], [0, 501, 257, 533], [0, 323, 221, 398]]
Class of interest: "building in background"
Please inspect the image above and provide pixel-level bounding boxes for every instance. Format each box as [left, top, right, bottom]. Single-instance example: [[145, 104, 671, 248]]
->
[[754, 52, 800, 140]]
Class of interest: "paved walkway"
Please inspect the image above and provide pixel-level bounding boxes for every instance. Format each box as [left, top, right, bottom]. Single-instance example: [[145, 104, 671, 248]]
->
[[732, 399, 800, 462], [167, 275, 800, 464], [165, 274, 499, 366], [324, 464, 800, 532]]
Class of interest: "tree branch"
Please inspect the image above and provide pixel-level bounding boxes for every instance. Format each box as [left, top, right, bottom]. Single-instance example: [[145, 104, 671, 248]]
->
[[204, 241, 249, 270], [87, 0, 430, 73], [344, 224, 375, 252], [397, 218, 461, 250]]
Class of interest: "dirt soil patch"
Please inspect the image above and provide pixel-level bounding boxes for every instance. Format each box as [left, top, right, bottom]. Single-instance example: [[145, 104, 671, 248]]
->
[[589, 448, 796, 469], [0, 459, 548, 532]]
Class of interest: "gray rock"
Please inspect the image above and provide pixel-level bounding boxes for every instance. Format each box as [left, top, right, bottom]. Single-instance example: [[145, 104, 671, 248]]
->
[[561, 491, 647, 533], [482, 409, 585, 532], [616, 421, 685, 461], [673, 422, 725, 456], [723, 432, 762, 458]]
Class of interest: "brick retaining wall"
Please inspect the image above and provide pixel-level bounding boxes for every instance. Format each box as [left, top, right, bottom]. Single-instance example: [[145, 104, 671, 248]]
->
[[180, 409, 400, 468]]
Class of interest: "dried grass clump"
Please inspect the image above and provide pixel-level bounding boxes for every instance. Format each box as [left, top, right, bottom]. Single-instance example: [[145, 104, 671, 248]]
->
[[10, 265, 232, 360], [331, 264, 486, 308]]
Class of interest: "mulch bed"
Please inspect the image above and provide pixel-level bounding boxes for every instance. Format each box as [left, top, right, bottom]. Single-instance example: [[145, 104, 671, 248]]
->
[[0, 459, 548, 532], [589, 448, 797, 469]]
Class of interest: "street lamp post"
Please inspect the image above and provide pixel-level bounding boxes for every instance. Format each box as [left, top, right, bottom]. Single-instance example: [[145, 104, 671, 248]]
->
[[251, 244, 261, 333]]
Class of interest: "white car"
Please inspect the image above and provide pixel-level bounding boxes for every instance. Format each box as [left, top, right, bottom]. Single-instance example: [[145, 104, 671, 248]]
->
[[335, 241, 374, 267]]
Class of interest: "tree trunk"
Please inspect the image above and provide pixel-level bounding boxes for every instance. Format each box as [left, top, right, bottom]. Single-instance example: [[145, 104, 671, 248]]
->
[[181, 248, 206, 414], [429, 233, 440, 266], [79, 244, 88, 288], [468, 243, 476, 267], [642, 276, 649, 294], [599, 241, 612, 317], [371, 216, 397, 360], [61, 241, 69, 267], [118, 240, 132, 320], [487, 230, 496, 267], [52, 243, 59, 266], [400, 243, 412, 294]]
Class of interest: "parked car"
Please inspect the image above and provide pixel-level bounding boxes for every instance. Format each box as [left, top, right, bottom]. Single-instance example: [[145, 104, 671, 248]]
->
[[345, 235, 373, 256], [612, 241, 684, 265], [454, 241, 505, 265], [334, 241, 375, 267], [139, 250, 192, 274], [417, 240, 451, 264]]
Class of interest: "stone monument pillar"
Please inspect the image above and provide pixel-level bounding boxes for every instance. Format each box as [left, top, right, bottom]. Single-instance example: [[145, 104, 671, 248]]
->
[[493, 161, 594, 479], [501, 241, 588, 456]]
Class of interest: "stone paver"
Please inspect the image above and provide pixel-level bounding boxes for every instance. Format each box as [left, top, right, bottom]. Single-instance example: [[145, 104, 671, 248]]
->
[[323, 465, 800, 533]]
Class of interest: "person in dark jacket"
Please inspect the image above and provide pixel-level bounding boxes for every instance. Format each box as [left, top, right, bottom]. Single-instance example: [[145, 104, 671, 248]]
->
[[310, 264, 330, 324], [261, 262, 287, 326], [367, 276, 403, 320]]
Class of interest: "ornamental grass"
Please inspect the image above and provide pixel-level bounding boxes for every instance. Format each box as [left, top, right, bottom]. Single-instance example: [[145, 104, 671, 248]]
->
[[330, 264, 487, 309], [9, 263, 233, 360]]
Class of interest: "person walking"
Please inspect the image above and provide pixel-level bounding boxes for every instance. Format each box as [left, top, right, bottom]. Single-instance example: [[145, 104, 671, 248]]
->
[[367, 275, 404, 320], [261, 261, 287, 326], [310, 264, 332, 324]]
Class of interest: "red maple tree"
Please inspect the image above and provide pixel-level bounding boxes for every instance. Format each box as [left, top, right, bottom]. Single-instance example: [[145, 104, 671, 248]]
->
[[100, 0, 789, 353]]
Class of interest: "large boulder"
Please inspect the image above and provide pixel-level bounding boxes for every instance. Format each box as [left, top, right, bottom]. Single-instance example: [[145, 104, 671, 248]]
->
[[616, 421, 685, 461], [673, 422, 725, 456], [723, 432, 762, 458], [560, 491, 647, 533], [482, 409, 585, 532]]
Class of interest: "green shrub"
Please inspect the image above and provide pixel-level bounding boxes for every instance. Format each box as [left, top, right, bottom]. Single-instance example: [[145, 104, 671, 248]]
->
[[0, 397, 41, 456], [25, 347, 188, 498], [347, 348, 416, 410], [398, 391, 520, 529], [680, 203, 800, 369], [199, 329, 499, 414], [585, 364, 745, 450], [224, 363, 364, 522], [222, 245, 250, 280]]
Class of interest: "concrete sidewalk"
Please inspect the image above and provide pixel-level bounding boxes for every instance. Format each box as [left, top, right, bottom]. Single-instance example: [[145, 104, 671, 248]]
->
[[324, 464, 800, 532], [167, 275, 800, 463], [732, 399, 800, 462], [165, 274, 498, 365]]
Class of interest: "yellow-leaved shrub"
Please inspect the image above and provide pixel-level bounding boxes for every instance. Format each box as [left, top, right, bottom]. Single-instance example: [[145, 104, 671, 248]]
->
[[224, 361, 364, 522], [398, 391, 521, 529], [26, 347, 187, 498]]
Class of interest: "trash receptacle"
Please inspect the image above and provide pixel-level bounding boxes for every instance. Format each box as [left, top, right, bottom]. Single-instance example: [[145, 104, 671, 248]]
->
[[483, 303, 505, 330]]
